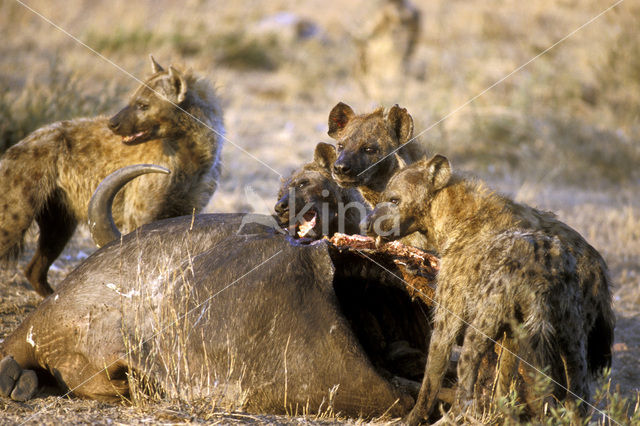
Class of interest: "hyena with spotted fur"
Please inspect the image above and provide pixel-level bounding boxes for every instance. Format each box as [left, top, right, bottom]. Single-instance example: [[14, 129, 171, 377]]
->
[[329, 102, 429, 249], [275, 142, 367, 239], [329, 102, 424, 207], [0, 56, 224, 297], [365, 155, 614, 423]]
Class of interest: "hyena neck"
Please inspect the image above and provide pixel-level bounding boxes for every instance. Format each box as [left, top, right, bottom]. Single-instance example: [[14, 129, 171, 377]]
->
[[360, 159, 403, 207], [340, 187, 369, 235], [343, 220, 362, 235], [168, 77, 224, 172], [357, 185, 381, 208], [430, 178, 511, 249]]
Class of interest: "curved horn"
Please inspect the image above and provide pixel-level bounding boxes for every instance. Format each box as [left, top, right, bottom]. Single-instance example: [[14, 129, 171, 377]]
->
[[89, 164, 170, 248]]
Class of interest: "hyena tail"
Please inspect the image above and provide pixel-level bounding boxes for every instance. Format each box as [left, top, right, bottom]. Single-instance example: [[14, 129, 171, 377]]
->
[[0, 138, 59, 262], [586, 265, 615, 378], [587, 307, 614, 377]]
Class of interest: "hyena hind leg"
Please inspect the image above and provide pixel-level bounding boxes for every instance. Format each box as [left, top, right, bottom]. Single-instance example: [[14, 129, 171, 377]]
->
[[495, 334, 519, 399], [456, 311, 506, 407], [560, 334, 591, 414], [24, 192, 77, 297]]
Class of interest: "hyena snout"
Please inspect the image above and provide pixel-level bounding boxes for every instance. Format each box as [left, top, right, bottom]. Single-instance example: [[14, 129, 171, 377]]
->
[[108, 107, 132, 134], [362, 215, 375, 237], [363, 210, 384, 238], [274, 195, 289, 216], [333, 162, 351, 175], [107, 113, 121, 132], [333, 153, 356, 178], [364, 205, 398, 238]]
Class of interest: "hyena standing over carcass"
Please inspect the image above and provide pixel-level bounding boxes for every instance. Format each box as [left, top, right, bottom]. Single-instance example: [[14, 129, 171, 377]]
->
[[365, 155, 615, 424], [0, 56, 224, 297]]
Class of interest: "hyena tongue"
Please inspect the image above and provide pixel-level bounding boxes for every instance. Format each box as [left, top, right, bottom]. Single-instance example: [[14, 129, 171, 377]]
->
[[297, 211, 318, 238]]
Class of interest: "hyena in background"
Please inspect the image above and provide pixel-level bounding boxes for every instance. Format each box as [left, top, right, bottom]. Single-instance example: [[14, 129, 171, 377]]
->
[[328, 102, 424, 207], [275, 142, 367, 239], [356, 0, 421, 101], [0, 56, 224, 297], [366, 155, 614, 424]]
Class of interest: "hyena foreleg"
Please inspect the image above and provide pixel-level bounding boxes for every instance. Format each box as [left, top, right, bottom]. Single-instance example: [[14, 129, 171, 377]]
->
[[406, 308, 462, 425]]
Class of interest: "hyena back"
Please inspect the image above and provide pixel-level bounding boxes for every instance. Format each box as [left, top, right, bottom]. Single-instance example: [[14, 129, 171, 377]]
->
[[0, 56, 224, 297], [275, 142, 367, 239], [366, 155, 614, 423]]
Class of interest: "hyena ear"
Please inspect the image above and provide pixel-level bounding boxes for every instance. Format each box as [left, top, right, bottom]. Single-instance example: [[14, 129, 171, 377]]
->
[[394, 153, 407, 170], [425, 154, 451, 191], [387, 104, 414, 145], [328, 102, 355, 138], [413, 154, 429, 168], [149, 55, 164, 73], [313, 142, 337, 171], [168, 66, 188, 103]]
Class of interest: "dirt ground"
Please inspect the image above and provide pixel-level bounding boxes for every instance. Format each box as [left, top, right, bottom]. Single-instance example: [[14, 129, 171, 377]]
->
[[1, 0, 639, 424]]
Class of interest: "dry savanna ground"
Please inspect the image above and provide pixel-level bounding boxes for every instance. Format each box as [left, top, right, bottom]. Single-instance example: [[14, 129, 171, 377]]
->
[[1, 0, 639, 424]]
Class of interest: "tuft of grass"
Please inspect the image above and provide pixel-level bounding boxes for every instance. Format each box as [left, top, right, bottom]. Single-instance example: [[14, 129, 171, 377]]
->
[[0, 56, 123, 153], [489, 368, 640, 426]]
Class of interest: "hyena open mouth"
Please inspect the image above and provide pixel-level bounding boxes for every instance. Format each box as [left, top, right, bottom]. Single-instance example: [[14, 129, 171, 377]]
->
[[297, 210, 318, 238], [122, 130, 152, 145]]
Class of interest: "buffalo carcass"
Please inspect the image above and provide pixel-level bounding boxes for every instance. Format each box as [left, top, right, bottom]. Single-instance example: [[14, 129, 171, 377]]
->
[[0, 209, 436, 417]]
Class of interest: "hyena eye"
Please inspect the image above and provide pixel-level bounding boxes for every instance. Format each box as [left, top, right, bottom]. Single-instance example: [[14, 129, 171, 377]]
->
[[364, 146, 377, 154], [297, 179, 309, 188], [389, 197, 400, 205], [136, 102, 149, 111], [336, 143, 344, 151]]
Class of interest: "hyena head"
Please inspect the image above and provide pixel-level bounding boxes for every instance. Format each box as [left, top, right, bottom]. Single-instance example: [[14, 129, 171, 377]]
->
[[275, 142, 367, 239], [108, 56, 189, 145], [328, 102, 414, 193], [364, 154, 451, 242]]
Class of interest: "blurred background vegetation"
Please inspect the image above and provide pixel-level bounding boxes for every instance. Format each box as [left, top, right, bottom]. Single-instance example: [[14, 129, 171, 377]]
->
[[0, 0, 638, 421], [1, 0, 638, 190]]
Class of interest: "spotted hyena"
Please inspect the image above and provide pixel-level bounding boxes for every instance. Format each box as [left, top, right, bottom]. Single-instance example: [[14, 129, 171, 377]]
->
[[328, 102, 429, 249], [356, 0, 421, 100], [275, 142, 368, 239], [0, 56, 224, 297], [329, 102, 424, 207], [365, 155, 614, 423]]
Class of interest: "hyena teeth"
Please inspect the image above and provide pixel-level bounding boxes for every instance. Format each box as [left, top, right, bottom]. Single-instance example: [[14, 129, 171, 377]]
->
[[297, 212, 317, 238], [122, 131, 147, 144], [275, 142, 369, 240]]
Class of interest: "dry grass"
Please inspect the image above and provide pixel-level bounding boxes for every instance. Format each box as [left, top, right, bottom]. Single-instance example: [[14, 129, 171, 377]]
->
[[1, 0, 639, 423]]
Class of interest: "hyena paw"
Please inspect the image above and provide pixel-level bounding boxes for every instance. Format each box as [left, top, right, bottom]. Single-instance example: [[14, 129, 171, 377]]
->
[[0, 356, 38, 401], [404, 407, 426, 425]]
